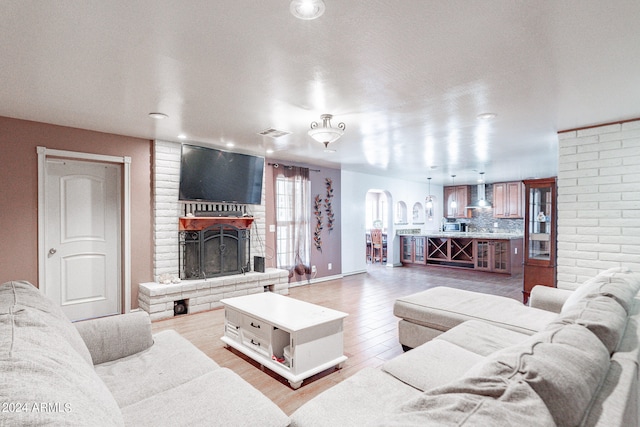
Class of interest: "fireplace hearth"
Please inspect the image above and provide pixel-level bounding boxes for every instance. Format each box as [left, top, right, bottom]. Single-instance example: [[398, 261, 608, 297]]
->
[[179, 217, 253, 279]]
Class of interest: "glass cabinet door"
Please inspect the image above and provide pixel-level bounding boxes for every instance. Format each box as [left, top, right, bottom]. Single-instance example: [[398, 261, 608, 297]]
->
[[401, 237, 413, 262], [527, 185, 553, 261], [414, 237, 425, 263]]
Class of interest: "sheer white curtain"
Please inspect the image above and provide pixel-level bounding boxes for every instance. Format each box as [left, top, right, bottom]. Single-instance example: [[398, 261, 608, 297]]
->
[[274, 166, 310, 273]]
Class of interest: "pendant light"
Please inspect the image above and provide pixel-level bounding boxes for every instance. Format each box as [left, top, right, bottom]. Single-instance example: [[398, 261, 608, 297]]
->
[[426, 177, 434, 221], [450, 175, 457, 209]]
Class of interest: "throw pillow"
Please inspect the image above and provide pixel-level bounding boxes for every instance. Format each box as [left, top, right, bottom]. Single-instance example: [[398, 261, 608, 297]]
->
[[0, 280, 93, 365], [373, 376, 556, 427], [549, 295, 627, 353], [562, 267, 639, 314], [464, 324, 610, 427]]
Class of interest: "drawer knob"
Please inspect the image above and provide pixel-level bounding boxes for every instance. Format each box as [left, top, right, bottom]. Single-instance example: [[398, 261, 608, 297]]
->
[[250, 322, 261, 329]]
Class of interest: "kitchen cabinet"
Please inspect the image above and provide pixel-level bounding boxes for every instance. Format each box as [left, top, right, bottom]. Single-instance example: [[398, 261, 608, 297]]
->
[[493, 181, 524, 218], [444, 186, 471, 218], [400, 236, 426, 264], [523, 177, 557, 304], [400, 233, 522, 274], [475, 239, 523, 274]]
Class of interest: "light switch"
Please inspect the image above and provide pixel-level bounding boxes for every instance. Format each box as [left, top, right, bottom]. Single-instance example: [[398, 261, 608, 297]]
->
[[269, 224, 276, 232]]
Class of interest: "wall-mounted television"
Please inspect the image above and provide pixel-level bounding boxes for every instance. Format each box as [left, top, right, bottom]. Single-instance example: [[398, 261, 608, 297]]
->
[[178, 144, 264, 205]]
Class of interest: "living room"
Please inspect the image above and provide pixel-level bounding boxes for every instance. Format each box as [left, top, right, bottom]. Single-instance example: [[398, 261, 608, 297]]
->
[[2, 1, 640, 426]]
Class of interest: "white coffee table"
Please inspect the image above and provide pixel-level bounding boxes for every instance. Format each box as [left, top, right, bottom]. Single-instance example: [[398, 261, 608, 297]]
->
[[220, 292, 348, 389]]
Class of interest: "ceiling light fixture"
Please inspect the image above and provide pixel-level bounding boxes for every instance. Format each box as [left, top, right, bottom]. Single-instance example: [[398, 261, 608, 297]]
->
[[290, 0, 325, 20], [309, 114, 345, 149], [477, 112, 497, 120], [177, 134, 187, 140], [426, 177, 434, 209], [148, 112, 168, 119], [450, 175, 457, 209]]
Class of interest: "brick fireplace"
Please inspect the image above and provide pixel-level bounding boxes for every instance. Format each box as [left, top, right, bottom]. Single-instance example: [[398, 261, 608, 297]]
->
[[138, 140, 289, 320]]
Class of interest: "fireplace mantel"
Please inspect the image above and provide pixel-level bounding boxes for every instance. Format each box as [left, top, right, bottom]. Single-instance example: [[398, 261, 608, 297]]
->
[[179, 216, 255, 231]]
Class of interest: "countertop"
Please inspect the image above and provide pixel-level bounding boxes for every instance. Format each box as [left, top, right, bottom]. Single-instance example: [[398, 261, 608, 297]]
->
[[398, 232, 524, 240]]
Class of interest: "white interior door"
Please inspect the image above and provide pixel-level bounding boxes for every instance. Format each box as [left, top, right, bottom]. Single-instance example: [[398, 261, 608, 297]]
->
[[45, 158, 121, 321]]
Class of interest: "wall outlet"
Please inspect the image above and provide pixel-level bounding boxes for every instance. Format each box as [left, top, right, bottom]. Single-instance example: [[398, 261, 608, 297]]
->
[[269, 224, 276, 232], [493, 222, 499, 228], [311, 265, 317, 273], [328, 263, 332, 270]]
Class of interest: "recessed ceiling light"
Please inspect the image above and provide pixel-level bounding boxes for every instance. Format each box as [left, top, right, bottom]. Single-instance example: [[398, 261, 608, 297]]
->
[[477, 113, 497, 120], [266, 149, 274, 154], [226, 142, 235, 148], [177, 134, 187, 140], [290, 0, 325, 20], [148, 112, 168, 119]]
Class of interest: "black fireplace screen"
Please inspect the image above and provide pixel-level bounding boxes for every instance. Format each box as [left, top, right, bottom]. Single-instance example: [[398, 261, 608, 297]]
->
[[179, 224, 251, 279]]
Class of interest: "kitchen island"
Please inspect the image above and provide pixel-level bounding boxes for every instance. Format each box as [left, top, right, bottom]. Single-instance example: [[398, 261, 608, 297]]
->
[[399, 232, 523, 274]]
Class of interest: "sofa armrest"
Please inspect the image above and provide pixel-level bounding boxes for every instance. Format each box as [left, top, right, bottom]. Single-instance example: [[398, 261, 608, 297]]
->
[[529, 286, 574, 313], [74, 311, 154, 365]]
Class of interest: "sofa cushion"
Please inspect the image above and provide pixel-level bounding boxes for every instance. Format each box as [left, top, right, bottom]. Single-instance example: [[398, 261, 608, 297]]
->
[[394, 286, 556, 335], [290, 367, 421, 427], [382, 339, 483, 392], [581, 356, 639, 427], [0, 280, 93, 364], [95, 329, 220, 408], [465, 324, 610, 427], [549, 295, 628, 353], [562, 267, 640, 314], [121, 368, 289, 427], [436, 320, 531, 356], [373, 376, 555, 427], [0, 280, 124, 426]]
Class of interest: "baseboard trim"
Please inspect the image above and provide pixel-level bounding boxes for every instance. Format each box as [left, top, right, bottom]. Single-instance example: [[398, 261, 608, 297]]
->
[[289, 273, 345, 288]]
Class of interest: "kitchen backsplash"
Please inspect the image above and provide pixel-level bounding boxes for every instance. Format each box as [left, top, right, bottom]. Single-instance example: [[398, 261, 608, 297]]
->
[[462, 184, 524, 234]]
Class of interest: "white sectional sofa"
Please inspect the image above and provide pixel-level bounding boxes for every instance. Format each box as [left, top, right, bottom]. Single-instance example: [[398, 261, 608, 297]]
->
[[290, 267, 640, 426], [0, 280, 289, 426]]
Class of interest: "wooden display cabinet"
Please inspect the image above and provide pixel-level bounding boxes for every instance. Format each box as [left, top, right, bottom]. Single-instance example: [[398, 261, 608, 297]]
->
[[523, 177, 557, 304]]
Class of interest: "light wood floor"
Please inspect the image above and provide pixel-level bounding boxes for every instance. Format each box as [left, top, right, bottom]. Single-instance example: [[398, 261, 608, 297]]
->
[[152, 264, 523, 415]]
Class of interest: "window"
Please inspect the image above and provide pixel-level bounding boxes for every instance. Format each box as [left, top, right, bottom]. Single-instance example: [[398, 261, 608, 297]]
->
[[274, 168, 310, 269]]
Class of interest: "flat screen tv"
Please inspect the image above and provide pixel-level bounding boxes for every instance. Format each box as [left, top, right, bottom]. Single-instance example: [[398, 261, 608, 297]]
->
[[179, 144, 264, 205]]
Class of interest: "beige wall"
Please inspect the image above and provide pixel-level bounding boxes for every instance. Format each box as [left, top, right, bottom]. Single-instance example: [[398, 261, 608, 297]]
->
[[0, 116, 153, 308]]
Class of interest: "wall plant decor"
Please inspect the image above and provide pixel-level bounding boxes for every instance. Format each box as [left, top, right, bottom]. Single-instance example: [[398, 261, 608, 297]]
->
[[324, 178, 335, 232], [313, 194, 323, 251]]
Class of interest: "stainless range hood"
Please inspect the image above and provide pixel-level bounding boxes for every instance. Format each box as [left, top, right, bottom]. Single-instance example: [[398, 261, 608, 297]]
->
[[466, 182, 492, 209]]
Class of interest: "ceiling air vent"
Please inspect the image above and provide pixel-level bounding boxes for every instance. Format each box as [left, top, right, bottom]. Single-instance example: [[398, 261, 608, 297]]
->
[[258, 128, 291, 138]]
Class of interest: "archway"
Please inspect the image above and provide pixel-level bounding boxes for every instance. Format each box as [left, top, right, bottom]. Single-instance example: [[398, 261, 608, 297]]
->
[[365, 189, 393, 265]]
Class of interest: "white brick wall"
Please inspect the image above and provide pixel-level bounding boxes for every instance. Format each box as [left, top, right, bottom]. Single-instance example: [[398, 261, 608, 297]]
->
[[557, 119, 640, 290], [153, 140, 267, 281]]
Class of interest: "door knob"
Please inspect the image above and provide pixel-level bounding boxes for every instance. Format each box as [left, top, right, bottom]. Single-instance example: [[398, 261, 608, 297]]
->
[[49, 248, 57, 255]]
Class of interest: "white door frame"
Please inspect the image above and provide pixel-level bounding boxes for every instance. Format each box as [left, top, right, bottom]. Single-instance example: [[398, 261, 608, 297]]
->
[[37, 146, 132, 314]]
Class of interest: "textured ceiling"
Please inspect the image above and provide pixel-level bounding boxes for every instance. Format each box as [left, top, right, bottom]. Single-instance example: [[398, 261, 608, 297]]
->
[[2, 1, 640, 185]]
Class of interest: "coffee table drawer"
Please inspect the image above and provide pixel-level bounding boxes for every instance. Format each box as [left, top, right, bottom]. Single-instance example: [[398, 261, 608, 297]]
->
[[241, 329, 269, 357], [242, 314, 269, 339]]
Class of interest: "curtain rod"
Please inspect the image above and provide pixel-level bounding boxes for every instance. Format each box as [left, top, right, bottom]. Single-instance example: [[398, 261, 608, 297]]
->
[[268, 162, 320, 172]]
